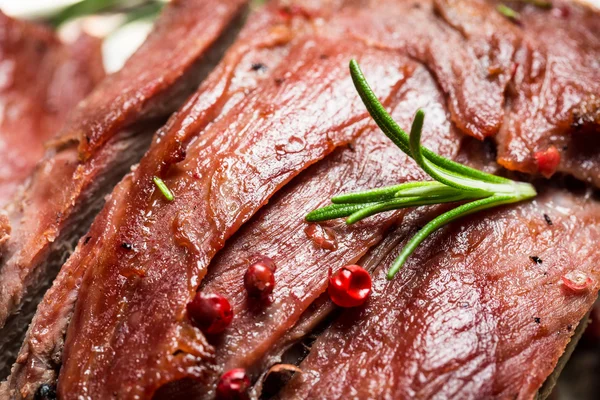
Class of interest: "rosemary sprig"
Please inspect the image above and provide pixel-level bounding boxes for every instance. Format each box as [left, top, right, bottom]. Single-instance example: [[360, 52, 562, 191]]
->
[[306, 60, 537, 280]]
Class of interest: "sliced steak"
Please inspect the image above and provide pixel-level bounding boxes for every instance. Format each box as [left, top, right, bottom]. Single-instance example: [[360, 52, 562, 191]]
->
[[0, 12, 104, 207], [196, 63, 469, 398], [0, 0, 247, 384], [495, 0, 600, 184], [25, 4, 412, 399], [280, 188, 600, 399], [332, 0, 600, 183]]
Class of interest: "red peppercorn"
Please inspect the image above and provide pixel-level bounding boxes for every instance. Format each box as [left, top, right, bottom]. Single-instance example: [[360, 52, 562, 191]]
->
[[328, 265, 372, 308], [187, 292, 233, 334], [244, 258, 276, 299], [534, 146, 561, 178], [216, 368, 250, 400], [561, 271, 593, 293]]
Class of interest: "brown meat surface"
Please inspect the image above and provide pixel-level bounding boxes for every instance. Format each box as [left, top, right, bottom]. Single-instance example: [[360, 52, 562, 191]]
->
[[0, 13, 104, 207], [496, 0, 600, 184], [6, 0, 600, 398], [3, 2, 288, 396], [47, 3, 410, 398], [330, 0, 600, 183], [196, 63, 470, 398], [281, 188, 600, 399], [0, 0, 247, 389]]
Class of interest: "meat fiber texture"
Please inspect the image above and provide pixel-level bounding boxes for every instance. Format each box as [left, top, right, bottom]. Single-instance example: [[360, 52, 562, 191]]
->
[[0, 12, 104, 208], [195, 63, 477, 399], [281, 188, 600, 400], [0, 0, 248, 387], [325, 0, 600, 182], [5, 0, 600, 399], [8, 1, 411, 398]]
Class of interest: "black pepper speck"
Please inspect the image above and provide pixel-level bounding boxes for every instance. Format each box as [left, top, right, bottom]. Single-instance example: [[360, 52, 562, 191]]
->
[[530, 256, 542, 264], [534, 317, 541, 324], [543, 213, 553, 226], [121, 242, 133, 250], [251, 62, 267, 72], [34, 384, 57, 400]]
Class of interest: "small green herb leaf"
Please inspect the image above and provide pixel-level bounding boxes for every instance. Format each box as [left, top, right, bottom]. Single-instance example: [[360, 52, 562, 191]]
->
[[496, 4, 521, 21], [153, 176, 174, 201]]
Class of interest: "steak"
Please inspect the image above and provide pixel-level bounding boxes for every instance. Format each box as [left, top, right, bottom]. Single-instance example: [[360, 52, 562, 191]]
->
[[196, 63, 469, 398], [495, 0, 600, 184], [3, 0, 600, 398], [0, 0, 247, 384], [0, 12, 104, 208], [13, 2, 411, 398], [280, 188, 600, 399]]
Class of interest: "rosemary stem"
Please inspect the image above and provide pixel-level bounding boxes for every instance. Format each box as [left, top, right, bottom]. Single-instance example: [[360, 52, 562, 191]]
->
[[386, 195, 521, 279]]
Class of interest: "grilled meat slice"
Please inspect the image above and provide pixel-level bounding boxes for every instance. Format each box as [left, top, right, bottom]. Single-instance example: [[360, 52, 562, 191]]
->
[[495, 0, 600, 183], [281, 188, 600, 399], [0, 0, 247, 383], [196, 63, 469, 398], [0, 12, 104, 207]]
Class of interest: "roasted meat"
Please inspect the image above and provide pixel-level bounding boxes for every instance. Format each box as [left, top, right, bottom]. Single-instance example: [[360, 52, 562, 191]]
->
[[0, 0, 247, 382], [2, 0, 600, 399], [6, 1, 411, 397], [280, 188, 600, 399], [0, 12, 104, 208], [196, 63, 473, 398]]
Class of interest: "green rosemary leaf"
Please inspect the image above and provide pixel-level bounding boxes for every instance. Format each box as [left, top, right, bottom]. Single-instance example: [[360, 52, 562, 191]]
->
[[386, 195, 519, 279], [349, 61, 411, 155], [331, 181, 446, 204], [153, 176, 174, 201], [50, 0, 120, 27], [345, 192, 478, 225], [496, 4, 521, 21], [519, 0, 552, 9], [305, 202, 375, 222], [349, 60, 512, 186], [306, 61, 537, 279]]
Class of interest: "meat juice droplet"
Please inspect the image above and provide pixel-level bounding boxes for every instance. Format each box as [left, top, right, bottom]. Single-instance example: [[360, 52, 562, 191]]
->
[[275, 136, 305, 155], [304, 223, 338, 250], [561, 270, 593, 293]]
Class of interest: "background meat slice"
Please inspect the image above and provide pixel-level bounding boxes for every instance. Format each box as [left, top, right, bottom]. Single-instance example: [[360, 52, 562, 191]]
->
[[0, 0, 248, 385], [281, 188, 600, 399], [0, 12, 104, 208], [496, 0, 600, 184], [328, 0, 520, 140]]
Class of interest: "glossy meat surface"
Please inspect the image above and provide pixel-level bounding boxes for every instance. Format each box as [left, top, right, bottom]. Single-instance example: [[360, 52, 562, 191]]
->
[[0, 12, 104, 207], [69, 0, 248, 159], [332, 0, 600, 183], [197, 64, 466, 398], [281, 189, 600, 399], [496, 0, 600, 184], [0, 0, 247, 393], [53, 4, 409, 398]]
